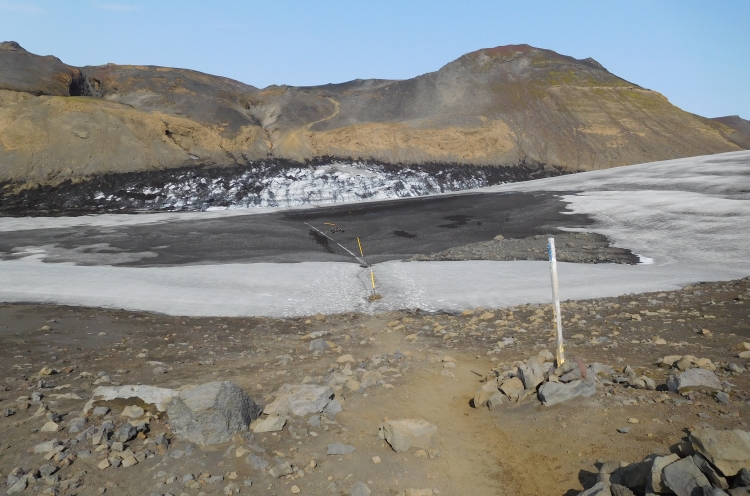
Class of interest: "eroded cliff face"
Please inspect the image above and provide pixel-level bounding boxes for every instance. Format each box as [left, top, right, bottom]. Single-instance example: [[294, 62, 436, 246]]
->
[[0, 41, 743, 189]]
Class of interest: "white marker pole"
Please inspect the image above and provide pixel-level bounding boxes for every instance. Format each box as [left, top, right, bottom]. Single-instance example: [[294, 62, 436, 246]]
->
[[548, 237, 565, 365]]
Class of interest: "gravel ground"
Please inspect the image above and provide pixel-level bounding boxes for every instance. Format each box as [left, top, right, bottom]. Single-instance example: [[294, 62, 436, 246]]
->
[[0, 277, 748, 495], [410, 232, 639, 264]]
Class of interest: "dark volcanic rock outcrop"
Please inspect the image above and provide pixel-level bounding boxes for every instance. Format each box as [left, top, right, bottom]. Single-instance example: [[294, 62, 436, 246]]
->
[[0, 42, 745, 190]]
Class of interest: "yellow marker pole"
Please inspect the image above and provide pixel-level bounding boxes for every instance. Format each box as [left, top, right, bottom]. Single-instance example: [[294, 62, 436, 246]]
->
[[370, 270, 376, 291], [357, 237, 364, 257]]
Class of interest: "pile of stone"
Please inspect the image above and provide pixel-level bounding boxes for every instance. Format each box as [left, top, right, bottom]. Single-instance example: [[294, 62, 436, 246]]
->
[[7, 396, 173, 494], [578, 427, 750, 496], [473, 350, 606, 409]]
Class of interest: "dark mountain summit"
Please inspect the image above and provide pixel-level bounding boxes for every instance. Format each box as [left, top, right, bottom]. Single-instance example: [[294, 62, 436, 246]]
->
[[0, 42, 744, 188]]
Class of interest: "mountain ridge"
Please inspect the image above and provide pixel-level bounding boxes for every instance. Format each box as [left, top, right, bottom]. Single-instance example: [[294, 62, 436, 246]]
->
[[0, 41, 745, 189]]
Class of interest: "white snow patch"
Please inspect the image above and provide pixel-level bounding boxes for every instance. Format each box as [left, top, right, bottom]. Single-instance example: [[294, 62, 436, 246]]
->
[[1, 150, 749, 316]]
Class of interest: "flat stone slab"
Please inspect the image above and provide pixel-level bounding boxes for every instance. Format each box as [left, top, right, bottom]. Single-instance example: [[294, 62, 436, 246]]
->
[[662, 456, 711, 496], [538, 378, 596, 406], [667, 369, 722, 393], [327, 443, 355, 455], [379, 419, 437, 453], [83, 385, 178, 413], [263, 384, 334, 417], [690, 428, 750, 476]]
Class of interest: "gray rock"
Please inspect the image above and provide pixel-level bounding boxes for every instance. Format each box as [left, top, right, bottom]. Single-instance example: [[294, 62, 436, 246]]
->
[[34, 440, 60, 454], [716, 392, 731, 404], [245, 454, 269, 470], [578, 482, 612, 496], [735, 467, 750, 487], [667, 369, 723, 393], [327, 443, 356, 455], [2, 408, 15, 417], [662, 456, 711, 496], [650, 453, 680, 493], [589, 363, 616, 377], [307, 415, 321, 427], [6, 477, 27, 495], [614, 457, 654, 491], [68, 417, 87, 433], [727, 363, 745, 374], [729, 488, 750, 495], [518, 358, 544, 390], [690, 428, 750, 476], [379, 419, 437, 453], [487, 391, 505, 410], [610, 485, 635, 496], [693, 454, 729, 489], [92, 406, 110, 417], [116, 424, 137, 443], [263, 384, 334, 417], [166, 381, 262, 445], [269, 461, 293, 478], [473, 381, 499, 408], [39, 464, 58, 477], [499, 377, 524, 401], [351, 481, 372, 496], [323, 399, 342, 418], [617, 427, 631, 434], [309, 338, 330, 351], [560, 368, 583, 383], [538, 378, 596, 406]]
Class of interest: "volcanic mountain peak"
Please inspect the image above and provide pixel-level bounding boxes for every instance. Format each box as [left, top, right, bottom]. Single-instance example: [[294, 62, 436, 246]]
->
[[0, 42, 745, 188]]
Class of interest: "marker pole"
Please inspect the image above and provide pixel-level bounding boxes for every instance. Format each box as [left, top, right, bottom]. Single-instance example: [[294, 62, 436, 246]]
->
[[548, 237, 565, 365]]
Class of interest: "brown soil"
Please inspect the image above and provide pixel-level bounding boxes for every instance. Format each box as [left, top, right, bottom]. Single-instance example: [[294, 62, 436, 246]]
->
[[1, 278, 748, 495]]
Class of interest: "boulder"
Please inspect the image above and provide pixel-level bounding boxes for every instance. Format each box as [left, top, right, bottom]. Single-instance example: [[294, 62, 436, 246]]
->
[[379, 419, 437, 453], [83, 385, 178, 413], [612, 457, 654, 492], [518, 358, 544, 390], [499, 377, 524, 401], [649, 453, 680, 493], [690, 428, 750, 476], [538, 378, 596, 406], [487, 391, 505, 410], [166, 381, 262, 445], [735, 467, 750, 487], [473, 381, 499, 408], [667, 369, 722, 393], [693, 453, 729, 490], [662, 456, 711, 496], [263, 384, 334, 416]]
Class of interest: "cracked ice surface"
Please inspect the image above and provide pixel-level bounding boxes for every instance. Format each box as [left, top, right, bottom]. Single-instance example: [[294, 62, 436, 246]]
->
[[0, 151, 749, 317]]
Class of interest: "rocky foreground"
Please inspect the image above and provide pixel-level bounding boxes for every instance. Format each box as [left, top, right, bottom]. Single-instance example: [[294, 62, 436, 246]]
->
[[1, 277, 749, 495]]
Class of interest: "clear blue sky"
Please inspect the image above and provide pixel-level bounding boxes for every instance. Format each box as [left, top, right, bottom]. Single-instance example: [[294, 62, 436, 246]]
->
[[1, 0, 748, 119]]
